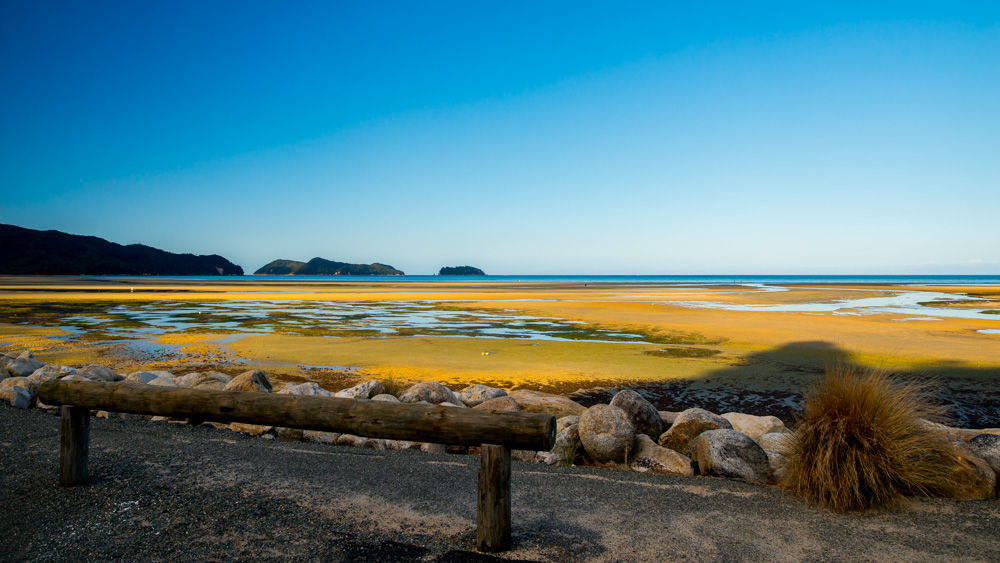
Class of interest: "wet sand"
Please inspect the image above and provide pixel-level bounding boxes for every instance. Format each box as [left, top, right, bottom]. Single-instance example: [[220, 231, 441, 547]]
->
[[2, 277, 998, 426]]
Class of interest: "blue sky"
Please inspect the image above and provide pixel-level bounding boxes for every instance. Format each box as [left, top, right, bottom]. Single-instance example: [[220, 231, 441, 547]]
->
[[1, 2, 998, 274]]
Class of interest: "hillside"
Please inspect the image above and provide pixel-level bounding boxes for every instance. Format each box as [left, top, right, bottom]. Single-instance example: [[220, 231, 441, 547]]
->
[[0, 224, 244, 275], [255, 257, 404, 276], [438, 266, 486, 276]]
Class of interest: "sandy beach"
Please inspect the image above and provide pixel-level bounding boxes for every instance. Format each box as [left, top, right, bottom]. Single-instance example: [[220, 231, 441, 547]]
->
[[1, 277, 998, 426]]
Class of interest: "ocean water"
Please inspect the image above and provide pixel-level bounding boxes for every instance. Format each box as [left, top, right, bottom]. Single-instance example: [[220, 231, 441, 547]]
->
[[110, 274, 1000, 284]]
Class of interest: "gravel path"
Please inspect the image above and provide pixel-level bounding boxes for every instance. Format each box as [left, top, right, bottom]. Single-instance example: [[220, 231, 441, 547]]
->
[[3, 404, 1000, 562]]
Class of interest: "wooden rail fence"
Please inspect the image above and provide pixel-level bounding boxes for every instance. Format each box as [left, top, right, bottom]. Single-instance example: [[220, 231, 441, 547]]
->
[[38, 380, 556, 552]]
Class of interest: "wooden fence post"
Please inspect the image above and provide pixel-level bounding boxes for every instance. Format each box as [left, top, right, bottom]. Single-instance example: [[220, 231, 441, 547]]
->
[[476, 444, 511, 552], [60, 405, 90, 486]]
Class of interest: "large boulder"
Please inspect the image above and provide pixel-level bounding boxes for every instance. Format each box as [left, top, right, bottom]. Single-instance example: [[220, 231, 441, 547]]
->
[[690, 429, 773, 484], [610, 390, 663, 439], [721, 412, 788, 443], [1, 378, 40, 406], [658, 408, 733, 456], [5, 352, 45, 378], [147, 377, 179, 388], [541, 416, 582, 466], [630, 434, 694, 476], [175, 371, 231, 390], [508, 389, 585, 419], [371, 394, 401, 403], [1, 377, 40, 395], [473, 396, 520, 412], [126, 371, 175, 384], [334, 379, 384, 400], [277, 382, 331, 397], [458, 384, 507, 407], [224, 369, 272, 393], [659, 411, 681, 427], [920, 419, 981, 443], [968, 434, 1000, 476], [60, 374, 93, 383], [578, 404, 635, 463], [399, 381, 454, 404], [29, 365, 76, 383], [77, 364, 124, 382], [951, 450, 997, 499], [0, 386, 32, 409], [758, 432, 793, 482]]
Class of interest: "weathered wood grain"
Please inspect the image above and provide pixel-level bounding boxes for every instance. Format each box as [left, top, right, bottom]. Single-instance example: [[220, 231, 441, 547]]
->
[[39, 381, 555, 450], [477, 444, 512, 552], [59, 405, 90, 486]]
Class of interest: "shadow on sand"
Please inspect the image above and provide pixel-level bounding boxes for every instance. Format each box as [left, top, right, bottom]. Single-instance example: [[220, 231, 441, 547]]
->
[[569, 340, 1000, 429]]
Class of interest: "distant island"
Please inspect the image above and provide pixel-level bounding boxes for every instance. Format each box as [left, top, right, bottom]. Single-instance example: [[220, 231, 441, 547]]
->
[[0, 224, 244, 276], [255, 257, 404, 276], [438, 266, 486, 276]]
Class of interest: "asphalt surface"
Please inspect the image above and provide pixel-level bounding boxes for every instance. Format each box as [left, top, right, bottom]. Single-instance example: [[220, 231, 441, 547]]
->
[[3, 404, 1000, 562]]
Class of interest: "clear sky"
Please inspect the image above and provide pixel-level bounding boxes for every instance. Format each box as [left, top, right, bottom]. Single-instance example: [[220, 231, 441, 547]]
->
[[1, 2, 998, 275]]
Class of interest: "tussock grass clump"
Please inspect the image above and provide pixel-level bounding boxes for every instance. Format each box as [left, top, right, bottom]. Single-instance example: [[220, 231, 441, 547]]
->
[[783, 365, 959, 511]]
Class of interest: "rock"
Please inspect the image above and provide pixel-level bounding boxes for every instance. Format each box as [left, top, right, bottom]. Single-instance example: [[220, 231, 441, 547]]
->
[[512, 449, 537, 462], [420, 443, 447, 454], [399, 381, 454, 404], [659, 410, 681, 427], [557, 416, 580, 435], [1, 376, 40, 395], [721, 413, 788, 442], [578, 404, 635, 463], [968, 434, 1000, 476], [449, 391, 468, 407], [951, 451, 997, 499], [690, 429, 773, 484], [630, 434, 694, 476], [337, 434, 362, 446], [302, 430, 340, 444], [334, 379, 384, 400], [360, 438, 388, 450], [275, 427, 304, 441], [458, 384, 507, 407], [175, 371, 231, 390], [372, 394, 400, 403], [5, 355, 45, 378], [60, 374, 92, 382], [229, 422, 276, 437], [224, 369, 272, 393], [126, 371, 167, 384], [29, 365, 76, 383], [147, 376, 179, 388], [920, 419, 981, 443], [473, 396, 520, 412], [277, 382, 332, 397], [541, 417, 582, 466], [386, 440, 417, 450], [658, 408, 733, 456], [335, 434, 386, 449], [758, 432, 793, 453], [610, 390, 663, 439], [440, 402, 462, 407], [1, 377, 39, 406], [76, 364, 124, 382], [0, 386, 32, 409], [508, 389, 585, 419]]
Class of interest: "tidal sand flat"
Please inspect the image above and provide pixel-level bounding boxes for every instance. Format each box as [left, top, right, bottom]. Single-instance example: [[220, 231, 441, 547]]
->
[[1, 277, 998, 425]]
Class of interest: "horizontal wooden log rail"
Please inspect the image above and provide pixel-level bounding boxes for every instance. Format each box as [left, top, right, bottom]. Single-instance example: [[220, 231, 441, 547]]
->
[[38, 380, 557, 552]]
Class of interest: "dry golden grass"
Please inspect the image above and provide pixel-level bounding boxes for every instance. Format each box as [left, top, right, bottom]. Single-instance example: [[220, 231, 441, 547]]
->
[[783, 365, 960, 511]]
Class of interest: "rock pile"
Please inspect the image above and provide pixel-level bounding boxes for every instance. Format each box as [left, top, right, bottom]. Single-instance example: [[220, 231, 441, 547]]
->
[[4, 349, 1000, 497]]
